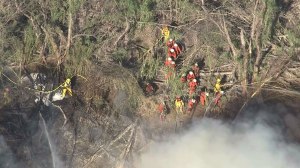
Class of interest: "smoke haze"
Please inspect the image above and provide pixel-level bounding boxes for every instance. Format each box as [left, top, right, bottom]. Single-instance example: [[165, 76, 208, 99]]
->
[[139, 119, 300, 168]]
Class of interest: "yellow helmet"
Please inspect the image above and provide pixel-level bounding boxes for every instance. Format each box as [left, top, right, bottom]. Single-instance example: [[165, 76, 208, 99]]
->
[[217, 78, 221, 83], [66, 78, 71, 83]]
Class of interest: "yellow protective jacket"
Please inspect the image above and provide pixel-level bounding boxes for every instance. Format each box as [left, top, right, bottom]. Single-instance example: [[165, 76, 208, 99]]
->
[[175, 99, 184, 108], [162, 27, 170, 40], [214, 83, 221, 93], [61, 79, 72, 97]]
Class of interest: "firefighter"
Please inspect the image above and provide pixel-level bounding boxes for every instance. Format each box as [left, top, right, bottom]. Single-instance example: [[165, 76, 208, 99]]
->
[[173, 43, 182, 55], [189, 79, 198, 95], [180, 74, 187, 83], [167, 38, 174, 48], [175, 96, 184, 114], [165, 57, 173, 67], [187, 71, 195, 81], [199, 88, 208, 106], [192, 63, 200, 77], [157, 102, 167, 121], [187, 98, 196, 113], [161, 26, 170, 42], [61, 78, 72, 98], [170, 61, 176, 69], [214, 78, 223, 107], [145, 83, 154, 95], [168, 48, 177, 60]]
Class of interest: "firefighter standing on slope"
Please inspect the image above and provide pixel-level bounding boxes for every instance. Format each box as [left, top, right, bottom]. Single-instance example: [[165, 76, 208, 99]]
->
[[199, 87, 208, 106], [173, 43, 182, 55], [187, 98, 196, 113], [145, 82, 154, 96], [167, 38, 174, 48], [175, 96, 184, 114], [187, 71, 196, 81], [214, 78, 223, 107], [189, 79, 198, 95], [61, 78, 72, 98], [157, 101, 167, 121], [180, 74, 187, 83], [165, 57, 173, 67], [161, 26, 170, 42], [192, 63, 200, 77], [168, 48, 177, 60]]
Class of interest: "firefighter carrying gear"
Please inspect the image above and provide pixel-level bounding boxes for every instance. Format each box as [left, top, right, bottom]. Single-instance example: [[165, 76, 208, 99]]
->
[[175, 97, 184, 114], [61, 78, 72, 98]]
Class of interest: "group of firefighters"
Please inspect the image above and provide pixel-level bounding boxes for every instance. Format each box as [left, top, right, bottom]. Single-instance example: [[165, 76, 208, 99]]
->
[[154, 26, 225, 121], [1, 25, 224, 122]]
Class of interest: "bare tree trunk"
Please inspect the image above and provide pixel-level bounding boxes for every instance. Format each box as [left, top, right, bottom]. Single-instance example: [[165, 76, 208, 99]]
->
[[240, 28, 248, 95], [221, 17, 239, 81], [62, 0, 73, 65]]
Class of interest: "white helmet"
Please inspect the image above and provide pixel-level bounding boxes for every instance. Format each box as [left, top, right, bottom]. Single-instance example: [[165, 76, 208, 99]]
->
[[182, 74, 186, 77], [174, 43, 178, 47], [171, 61, 175, 64], [189, 71, 193, 75], [168, 57, 172, 61], [195, 63, 198, 66], [170, 49, 175, 52], [193, 79, 197, 82], [192, 99, 196, 103], [169, 39, 173, 42]]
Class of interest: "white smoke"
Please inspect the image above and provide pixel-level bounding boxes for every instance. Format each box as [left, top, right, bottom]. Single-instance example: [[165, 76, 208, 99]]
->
[[0, 136, 22, 168], [138, 119, 300, 168]]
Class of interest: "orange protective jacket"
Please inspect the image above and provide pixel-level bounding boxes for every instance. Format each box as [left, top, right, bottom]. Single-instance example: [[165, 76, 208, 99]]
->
[[187, 73, 195, 81], [168, 48, 177, 59]]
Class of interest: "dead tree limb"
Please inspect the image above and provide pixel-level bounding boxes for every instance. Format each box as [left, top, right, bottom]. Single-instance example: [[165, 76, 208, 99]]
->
[[114, 18, 130, 47]]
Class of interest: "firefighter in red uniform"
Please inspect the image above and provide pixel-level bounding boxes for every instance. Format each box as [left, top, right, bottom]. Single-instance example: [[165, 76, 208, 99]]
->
[[166, 38, 174, 48], [199, 88, 208, 106], [165, 57, 173, 67], [187, 98, 196, 113], [157, 102, 167, 121], [146, 83, 154, 95], [170, 61, 176, 69], [187, 71, 196, 81], [168, 48, 177, 60], [180, 74, 187, 83], [189, 79, 198, 95], [173, 43, 182, 55], [192, 63, 200, 77]]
